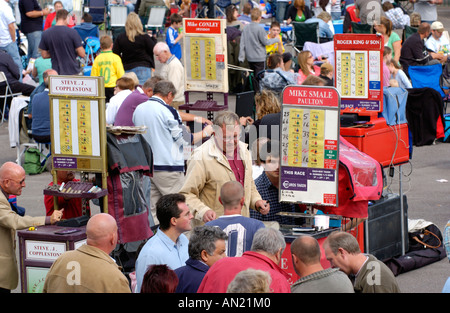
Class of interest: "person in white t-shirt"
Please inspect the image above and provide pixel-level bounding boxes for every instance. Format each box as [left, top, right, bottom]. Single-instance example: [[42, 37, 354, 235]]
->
[[0, 0, 23, 80], [425, 21, 450, 62]]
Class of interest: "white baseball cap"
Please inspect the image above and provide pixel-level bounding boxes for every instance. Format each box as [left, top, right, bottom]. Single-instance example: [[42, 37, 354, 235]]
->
[[431, 21, 444, 31]]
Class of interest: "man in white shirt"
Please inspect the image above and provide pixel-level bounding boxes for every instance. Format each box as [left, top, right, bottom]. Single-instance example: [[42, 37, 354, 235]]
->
[[0, 0, 23, 80], [153, 41, 185, 109], [425, 21, 449, 62]]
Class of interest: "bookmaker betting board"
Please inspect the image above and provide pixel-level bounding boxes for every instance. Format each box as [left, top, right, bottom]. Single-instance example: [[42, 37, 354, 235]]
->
[[334, 34, 384, 113], [182, 18, 228, 93], [48, 75, 108, 209], [279, 86, 340, 206]]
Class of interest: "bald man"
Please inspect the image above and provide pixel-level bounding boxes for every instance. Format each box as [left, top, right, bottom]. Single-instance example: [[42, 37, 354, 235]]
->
[[43, 213, 131, 293], [206, 181, 265, 257], [290, 235, 354, 293], [0, 162, 63, 292]]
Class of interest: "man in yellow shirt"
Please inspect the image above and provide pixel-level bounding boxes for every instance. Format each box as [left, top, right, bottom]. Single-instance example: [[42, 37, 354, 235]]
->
[[266, 21, 285, 55], [91, 35, 125, 102]]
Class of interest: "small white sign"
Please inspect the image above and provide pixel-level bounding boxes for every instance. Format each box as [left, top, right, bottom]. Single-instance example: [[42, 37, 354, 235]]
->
[[74, 239, 87, 250], [50, 76, 98, 97], [25, 240, 66, 261]]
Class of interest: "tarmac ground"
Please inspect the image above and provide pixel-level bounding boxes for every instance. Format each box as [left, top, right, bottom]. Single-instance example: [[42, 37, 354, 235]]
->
[[2, 5, 450, 294]]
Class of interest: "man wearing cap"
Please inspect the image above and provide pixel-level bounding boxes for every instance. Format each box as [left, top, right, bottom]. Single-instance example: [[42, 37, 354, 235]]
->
[[425, 21, 449, 62]]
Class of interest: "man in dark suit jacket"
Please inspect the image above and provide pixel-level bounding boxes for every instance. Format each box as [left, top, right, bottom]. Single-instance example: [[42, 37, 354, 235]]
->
[[174, 225, 227, 293]]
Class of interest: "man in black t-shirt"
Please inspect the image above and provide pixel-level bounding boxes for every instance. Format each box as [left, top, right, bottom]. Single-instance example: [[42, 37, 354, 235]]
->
[[39, 9, 85, 75], [19, 0, 50, 60]]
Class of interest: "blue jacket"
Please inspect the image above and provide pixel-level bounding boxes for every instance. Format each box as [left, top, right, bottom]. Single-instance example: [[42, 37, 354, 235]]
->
[[31, 90, 50, 137], [305, 17, 334, 39], [174, 258, 209, 293]]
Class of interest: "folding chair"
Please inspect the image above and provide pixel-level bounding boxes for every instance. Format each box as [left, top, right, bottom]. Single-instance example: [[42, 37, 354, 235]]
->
[[292, 22, 319, 53], [84, 0, 107, 24], [145, 6, 167, 34], [402, 25, 418, 41], [0, 71, 22, 124], [109, 5, 128, 29], [408, 63, 446, 98], [351, 22, 372, 34]]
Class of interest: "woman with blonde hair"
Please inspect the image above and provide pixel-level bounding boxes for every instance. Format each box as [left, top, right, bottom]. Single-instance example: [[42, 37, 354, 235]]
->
[[242, 89, 281, 145], [297, 50, 320, 84], [113, 12, 157, 85]]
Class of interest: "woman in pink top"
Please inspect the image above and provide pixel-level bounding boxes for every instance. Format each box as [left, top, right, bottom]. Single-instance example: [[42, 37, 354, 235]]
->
[[297, 50, 321, 84]]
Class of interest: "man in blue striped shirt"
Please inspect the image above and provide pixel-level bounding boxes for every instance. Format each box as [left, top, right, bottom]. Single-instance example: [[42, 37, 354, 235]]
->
[[251, 140, 299, 225]]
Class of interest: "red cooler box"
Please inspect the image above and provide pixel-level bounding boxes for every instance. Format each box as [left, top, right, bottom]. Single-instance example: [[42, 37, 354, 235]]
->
[[340, 118, 410, 167]]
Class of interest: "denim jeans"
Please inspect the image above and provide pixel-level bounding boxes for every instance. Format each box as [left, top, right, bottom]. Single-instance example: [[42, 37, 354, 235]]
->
[[26, 30, 42, 60], [275, 1, 290, 23], [0, 41, 23, 82], [126, 66, 152, 86]]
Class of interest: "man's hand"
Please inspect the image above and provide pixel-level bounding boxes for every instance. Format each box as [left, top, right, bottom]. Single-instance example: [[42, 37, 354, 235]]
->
[[240, 116, 254, 126], [202, 209, 217, 223], [50, 209, 64, 224], [255, 200, 270, 215]]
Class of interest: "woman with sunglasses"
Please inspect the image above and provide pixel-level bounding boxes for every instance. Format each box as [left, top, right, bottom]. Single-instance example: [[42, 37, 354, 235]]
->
[[297, 50, 321, 84]]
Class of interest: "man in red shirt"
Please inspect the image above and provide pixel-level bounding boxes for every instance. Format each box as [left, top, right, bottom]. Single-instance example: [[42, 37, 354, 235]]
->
[[45, 170, 90, 220], [197, 227, 291, 293]]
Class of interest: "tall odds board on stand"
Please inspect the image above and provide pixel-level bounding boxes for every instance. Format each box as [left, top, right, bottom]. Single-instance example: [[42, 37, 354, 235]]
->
[[280, 86, 340, 206], [182, 18, 228, 93], [48, 76, 108, 209], [334, 34, 384, 114]]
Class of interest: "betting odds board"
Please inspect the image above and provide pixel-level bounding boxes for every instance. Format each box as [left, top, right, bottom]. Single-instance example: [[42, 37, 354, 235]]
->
[[334, 34, 384, 114], [279, 86, 340, 206], [48, 75, 108, 209], [182, 18, 228, 93]]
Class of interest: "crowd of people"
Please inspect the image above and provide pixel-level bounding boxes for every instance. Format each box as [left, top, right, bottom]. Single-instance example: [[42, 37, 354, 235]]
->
[[0, 0, 449, 294]]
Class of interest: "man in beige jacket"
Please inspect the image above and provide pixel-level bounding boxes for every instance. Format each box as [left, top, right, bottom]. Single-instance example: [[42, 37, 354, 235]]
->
[[43, 213, 131, 293], [179, 111, 270, 227], [0, 162, 63, 293]]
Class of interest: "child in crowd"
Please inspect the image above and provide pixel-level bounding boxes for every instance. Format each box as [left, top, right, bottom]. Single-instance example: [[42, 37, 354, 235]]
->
[[266, 21, 285, 55], [166, 13, 184, 60], [91, 35, 125, 103], [383, 46, 392, 87], [239, 8, 281, 75], [388, 60, 412, 89], [319, 62, 334, 86]]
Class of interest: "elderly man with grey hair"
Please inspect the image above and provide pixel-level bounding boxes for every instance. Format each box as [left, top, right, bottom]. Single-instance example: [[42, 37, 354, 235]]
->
[[133, 80, 212, 225], [153, 41, 185, 109], [197, 227, 291, 293], [179, 111, 270, 228], [174, 225, 228, 293]]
